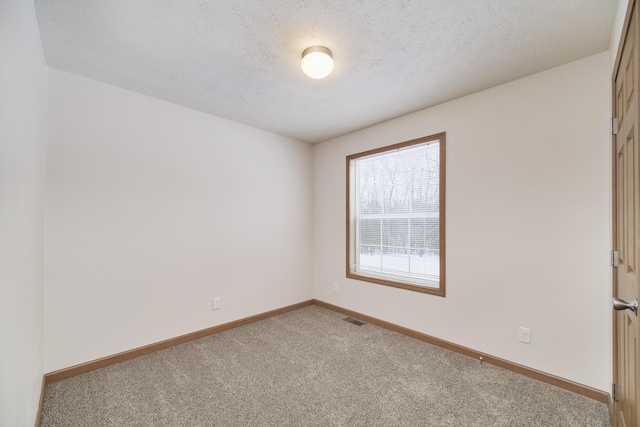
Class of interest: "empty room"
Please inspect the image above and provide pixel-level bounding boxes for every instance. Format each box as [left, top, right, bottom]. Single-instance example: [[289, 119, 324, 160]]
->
[[2, 0, 639, 426]]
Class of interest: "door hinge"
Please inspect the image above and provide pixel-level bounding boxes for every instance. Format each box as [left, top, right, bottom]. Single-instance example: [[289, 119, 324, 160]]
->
[[611, 250, 620, 267], [611, 118, 619, 135], [612, 383, 619, 402]]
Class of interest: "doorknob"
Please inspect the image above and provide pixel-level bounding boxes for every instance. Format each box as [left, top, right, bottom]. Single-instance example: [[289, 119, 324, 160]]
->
[[612, 298, 638, 315]]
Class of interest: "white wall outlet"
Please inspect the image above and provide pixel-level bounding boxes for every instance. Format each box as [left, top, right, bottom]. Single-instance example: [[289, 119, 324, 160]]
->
[[212, 297, 221, 310], [518, 327, 531, 344], [333, 283, 339, 293]]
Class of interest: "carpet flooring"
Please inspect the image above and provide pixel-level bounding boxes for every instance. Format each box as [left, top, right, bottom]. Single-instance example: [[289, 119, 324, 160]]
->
[[40, 305, 611, 426]]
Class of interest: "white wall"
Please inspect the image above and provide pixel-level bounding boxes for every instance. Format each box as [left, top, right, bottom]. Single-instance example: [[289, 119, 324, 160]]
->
[[0, 0, 47, 425], [313, 52, 612, 391], [45, 69, 313, 372], [610, 0, 630, 70]]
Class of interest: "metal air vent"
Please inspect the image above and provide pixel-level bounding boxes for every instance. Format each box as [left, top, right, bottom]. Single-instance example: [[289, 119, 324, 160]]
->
[[343, 317, 366, 326]]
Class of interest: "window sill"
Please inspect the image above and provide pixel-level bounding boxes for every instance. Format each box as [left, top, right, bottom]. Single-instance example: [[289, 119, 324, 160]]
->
[[346, 272, 446, 296]]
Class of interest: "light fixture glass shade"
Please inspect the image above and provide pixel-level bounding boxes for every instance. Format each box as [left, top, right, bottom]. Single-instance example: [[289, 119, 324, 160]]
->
[[301, 46, 334, 79]]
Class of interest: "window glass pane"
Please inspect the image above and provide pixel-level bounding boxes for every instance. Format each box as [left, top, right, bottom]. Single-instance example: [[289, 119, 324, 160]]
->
[[358, 219, 381, 245], [381, 218, 408, 247], [381, 246, 409, 275], [409, 217, 439, 280], [409, 218, 427, 251], [358, 187, 383, 214], [383, 185, 411, 214], [359, 245, 381, 271], [424, 217, 440, 255]]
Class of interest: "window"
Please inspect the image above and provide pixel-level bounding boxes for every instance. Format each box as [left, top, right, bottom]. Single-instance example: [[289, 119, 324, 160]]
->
[[346, 133, 445, 296]]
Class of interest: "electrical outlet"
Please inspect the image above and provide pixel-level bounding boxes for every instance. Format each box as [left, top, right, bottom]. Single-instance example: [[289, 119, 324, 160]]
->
[[212, 297, 221, 310], [518, 327, 531, 344], [333, 283, 339, 293]]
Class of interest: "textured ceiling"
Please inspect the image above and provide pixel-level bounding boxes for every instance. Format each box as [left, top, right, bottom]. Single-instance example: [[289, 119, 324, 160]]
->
[[35, 0, 617, 143]]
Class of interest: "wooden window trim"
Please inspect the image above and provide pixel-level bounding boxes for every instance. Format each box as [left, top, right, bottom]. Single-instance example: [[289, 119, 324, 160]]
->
[[345, 132, 446, 296]]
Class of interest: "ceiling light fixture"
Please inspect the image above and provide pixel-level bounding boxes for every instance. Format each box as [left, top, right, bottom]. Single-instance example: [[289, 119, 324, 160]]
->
[[301, 46, 334, 79]]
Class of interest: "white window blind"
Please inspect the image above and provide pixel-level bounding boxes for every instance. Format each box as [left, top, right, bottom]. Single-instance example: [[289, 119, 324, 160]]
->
[[349, 141, 441, 288]]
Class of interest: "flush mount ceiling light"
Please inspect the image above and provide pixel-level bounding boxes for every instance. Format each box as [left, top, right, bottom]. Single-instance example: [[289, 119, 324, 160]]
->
[[301, 46, 334, 79]]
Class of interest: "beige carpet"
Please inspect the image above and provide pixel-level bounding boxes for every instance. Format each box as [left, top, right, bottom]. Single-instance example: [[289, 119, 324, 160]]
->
[[40, 305, 611, 426]]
